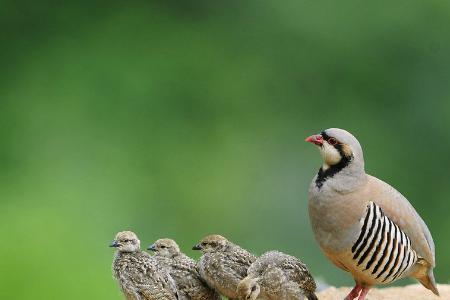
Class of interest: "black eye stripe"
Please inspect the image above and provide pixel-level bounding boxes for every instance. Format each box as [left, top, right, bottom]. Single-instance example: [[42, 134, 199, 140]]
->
[[328, 137, 337, 145], [321, 132, 339, 145], [321, 131, 331, 141]]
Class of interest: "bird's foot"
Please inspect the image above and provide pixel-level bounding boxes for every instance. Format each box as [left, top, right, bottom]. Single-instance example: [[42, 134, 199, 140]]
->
[[357, 288, 369, 300], [344, 283, 362, 300]]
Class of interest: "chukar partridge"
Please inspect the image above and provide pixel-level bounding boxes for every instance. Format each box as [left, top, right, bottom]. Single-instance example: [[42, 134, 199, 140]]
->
[[110, 231, 178, 300], [237, 250, 318, 300], [305, 128, 438, 300], [147, 238, 221, 300], [192, 234, 256, 299]]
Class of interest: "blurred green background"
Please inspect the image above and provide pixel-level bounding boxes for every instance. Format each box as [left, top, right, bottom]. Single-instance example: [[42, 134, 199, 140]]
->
[[1, 0, 449, 298]]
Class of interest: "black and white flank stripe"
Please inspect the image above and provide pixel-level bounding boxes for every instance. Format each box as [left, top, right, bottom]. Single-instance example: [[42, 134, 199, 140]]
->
[[351, 202, 418, 283]]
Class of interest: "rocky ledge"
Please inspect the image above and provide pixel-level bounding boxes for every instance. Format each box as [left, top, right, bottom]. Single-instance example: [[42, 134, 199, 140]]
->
[[317, 284, 449, 300]]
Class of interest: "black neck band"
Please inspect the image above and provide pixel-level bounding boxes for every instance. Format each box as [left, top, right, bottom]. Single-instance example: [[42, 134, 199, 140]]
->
[[315, 155, 352, 188]]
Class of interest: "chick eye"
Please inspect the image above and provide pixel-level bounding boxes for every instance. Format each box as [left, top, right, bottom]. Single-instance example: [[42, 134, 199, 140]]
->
[[201, 242, 207, 246], [328, 137, 337, 145], [160, 245, 166, 249]]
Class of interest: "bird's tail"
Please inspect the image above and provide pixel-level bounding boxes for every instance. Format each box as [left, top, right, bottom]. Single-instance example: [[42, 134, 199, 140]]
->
[[418, 269, 439, 296], [306, 292, 318, 300]]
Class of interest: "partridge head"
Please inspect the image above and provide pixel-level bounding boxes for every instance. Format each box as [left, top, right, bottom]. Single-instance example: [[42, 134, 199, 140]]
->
[[192, 234, 229, 253], [110, 231, 141, 253], [148, 238, 181, 258], [236, 277, 260, 300]]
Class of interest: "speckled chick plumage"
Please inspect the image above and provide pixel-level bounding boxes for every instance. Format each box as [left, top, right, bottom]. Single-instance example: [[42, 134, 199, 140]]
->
[[111, 231, 178, 300], [306, 128, 438, 300], [193, 234, 256, 299], [148, 238, 221, 300], [237, 251, 317, 300]]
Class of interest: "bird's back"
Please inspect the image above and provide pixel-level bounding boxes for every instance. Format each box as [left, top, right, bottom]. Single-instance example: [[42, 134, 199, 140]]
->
[[249, 251, 317, 300], [199, 246, 255, 298]]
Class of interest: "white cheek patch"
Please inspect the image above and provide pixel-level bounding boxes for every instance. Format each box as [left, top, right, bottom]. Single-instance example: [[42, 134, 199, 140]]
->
[[319, 142, 342, 167]]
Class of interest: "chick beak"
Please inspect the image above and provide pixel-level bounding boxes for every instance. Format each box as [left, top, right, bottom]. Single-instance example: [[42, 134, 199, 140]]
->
[[147, 244, 156, 251], [192, 244, 202, 250], [305, 134, 323, 146], [109, 240, 120, 248]]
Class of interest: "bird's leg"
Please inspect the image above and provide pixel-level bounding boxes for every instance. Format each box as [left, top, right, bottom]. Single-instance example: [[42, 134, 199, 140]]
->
[[344, 283, 362, 300], [357, 287, 370, 300]]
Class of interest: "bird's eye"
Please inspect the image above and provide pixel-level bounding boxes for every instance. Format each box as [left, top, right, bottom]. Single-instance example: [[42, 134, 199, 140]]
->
[[160, 245, 166, 249], [251, 286, 257, 292], [328, 137, 337, 145], [201, 242, 207, 246]]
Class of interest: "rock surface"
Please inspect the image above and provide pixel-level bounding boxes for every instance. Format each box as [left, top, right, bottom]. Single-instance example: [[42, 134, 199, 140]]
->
[[317, 284, 449, 300]]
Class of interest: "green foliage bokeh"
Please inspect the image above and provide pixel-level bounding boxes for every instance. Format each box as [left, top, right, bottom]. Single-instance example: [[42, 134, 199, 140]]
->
[[0, 1, 449, 298]]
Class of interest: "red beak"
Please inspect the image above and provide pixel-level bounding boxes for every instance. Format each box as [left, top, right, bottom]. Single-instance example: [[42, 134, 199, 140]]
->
[[305, 134, 323, 146]]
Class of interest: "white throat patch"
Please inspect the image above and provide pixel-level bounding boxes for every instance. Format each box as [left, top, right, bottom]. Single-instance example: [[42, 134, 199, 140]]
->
[[319, 142, 341, 167]]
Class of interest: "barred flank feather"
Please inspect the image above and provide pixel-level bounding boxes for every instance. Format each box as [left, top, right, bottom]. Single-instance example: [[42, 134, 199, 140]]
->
[[351, 202, 418, 284]]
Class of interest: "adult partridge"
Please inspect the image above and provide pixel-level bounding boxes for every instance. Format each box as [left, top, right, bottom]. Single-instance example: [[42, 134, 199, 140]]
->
[[237, 250, 317, 300], [306, 128, 438, 300]]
